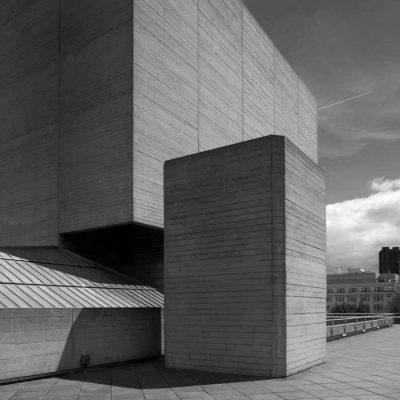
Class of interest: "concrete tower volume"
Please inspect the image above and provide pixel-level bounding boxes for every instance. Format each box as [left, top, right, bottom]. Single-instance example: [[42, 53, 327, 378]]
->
[[0, 0, 325, 380]]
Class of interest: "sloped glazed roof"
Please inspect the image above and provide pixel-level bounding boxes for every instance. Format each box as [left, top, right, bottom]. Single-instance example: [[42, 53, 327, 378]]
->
[[0, 247, 163, 308]]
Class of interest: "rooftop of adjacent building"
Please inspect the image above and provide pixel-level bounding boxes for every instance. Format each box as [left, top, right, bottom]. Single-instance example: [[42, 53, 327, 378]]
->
[[327, 269, 400, 285], [328, 272, 377, 285], [1, 326, 399, 400]]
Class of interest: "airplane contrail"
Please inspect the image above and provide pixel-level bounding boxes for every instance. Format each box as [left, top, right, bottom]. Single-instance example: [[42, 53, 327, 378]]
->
[[317, 91, 373, 111]]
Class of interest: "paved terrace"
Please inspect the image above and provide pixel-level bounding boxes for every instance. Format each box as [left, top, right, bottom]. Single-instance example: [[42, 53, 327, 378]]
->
[[1, 326, 399, 400]]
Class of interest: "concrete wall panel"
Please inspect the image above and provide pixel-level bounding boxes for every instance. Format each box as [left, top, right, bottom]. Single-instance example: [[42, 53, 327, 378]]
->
[[59, 2, 133, 233], [132, 0, 317, 229], [198, 0, 243, 151], [0, 0, 319, 252], [274, 50, 299, 146], [299, 80, 318, 162], [0, 200, 58, 247], [284, 140, 326, 374], [165, 136, 325, 377], [243, 8, 274, 140], [60, 0, 132, 56], [165, 138, 279, 376], [133, 0, 199, 227], [0, 308, 161, 382], [0, 0, 59, 246], [0, 1, 58, 89]]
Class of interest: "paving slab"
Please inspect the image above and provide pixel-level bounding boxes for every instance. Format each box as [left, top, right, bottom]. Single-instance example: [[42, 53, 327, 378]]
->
[[1, 326, 399, 400]]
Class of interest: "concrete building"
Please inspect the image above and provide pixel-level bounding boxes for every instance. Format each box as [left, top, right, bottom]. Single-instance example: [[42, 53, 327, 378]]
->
[[0, 0, 324, 380], [165, 136, 326, 377], [0, 247, 162, 381], [327, 270, 400, 312], [379, 247, 400, 274]]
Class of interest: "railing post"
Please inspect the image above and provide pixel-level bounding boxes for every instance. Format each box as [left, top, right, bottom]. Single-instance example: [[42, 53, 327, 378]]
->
[[326, 312, 395, 339], [342, 317, 347, 337]]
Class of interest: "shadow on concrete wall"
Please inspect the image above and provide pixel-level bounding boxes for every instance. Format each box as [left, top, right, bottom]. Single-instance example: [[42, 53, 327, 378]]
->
[[0, 248, 162, 383], [56, 308, 161, 376], [60, 223, 164, 292]]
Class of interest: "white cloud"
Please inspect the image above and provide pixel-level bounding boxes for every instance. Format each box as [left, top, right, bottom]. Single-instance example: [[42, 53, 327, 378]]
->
[[327, 177, 400, 272], [370, 176, 400, 192]]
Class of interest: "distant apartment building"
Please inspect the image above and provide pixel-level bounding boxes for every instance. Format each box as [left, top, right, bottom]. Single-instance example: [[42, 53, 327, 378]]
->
[[327, 270, 400, 312], [379, 247, 400, 274]]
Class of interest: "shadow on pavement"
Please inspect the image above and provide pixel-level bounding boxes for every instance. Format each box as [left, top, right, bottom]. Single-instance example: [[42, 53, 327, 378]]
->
[[60, 360, 265, 390]]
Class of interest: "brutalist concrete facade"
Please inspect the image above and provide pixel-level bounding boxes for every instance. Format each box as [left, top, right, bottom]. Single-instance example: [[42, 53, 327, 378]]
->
[[0, 0, 316, 249], [165, 136, 326, 377], [0, 0, 323, 380], [0, 309, 160, 382]]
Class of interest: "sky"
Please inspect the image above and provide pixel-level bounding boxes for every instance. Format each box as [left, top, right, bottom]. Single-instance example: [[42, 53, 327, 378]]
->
[[245, 0, 400, 272]]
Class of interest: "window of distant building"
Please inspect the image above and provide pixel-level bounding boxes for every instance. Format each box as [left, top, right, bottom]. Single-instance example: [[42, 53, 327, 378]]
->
[[361, 295, 370, 302], [374, 287, 383, 292], [348, 296, 356, 302], [374, 304, 383, 310], [327, 288, 333, 294], [336, 288, 345, 293], [374, 295, 384, 302], [349, 288, 357, 293], [362, 287, 370, 293]]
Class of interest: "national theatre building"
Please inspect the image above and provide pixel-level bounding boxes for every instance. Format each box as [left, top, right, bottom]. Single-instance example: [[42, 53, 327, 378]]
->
[[0, 0, 325, 381]]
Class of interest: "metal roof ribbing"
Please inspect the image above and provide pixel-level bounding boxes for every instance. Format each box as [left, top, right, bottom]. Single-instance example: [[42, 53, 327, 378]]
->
[[0, 247, 164, 309]]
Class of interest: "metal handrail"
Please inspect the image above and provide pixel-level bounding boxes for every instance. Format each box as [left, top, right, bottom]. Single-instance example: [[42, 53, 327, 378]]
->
[[327, 313, 393, 326], [327, 312, 394, 317], [326, 313, 394, 338]]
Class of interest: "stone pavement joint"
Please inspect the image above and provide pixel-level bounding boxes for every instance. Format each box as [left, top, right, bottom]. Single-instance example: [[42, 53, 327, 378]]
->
[[1, 326, 399, 400]]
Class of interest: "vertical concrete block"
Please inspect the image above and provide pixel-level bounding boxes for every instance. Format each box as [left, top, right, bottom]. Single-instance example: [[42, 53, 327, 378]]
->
[[0, 0, 59, 246], [132, 0, 318, 230], [198, 0, 243, 151], [243, 7, 274, 141], [164, 135, 325, 377], [133, 0, 199, 228], [59, 0, 134, 233]]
